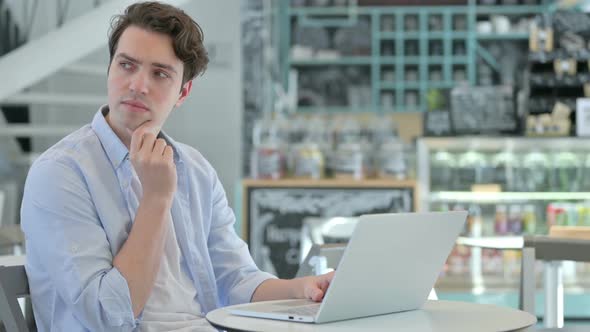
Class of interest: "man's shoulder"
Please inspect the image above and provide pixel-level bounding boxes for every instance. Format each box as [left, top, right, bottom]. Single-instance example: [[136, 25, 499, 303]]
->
[[175, 142, 211, 167], [32, 124, 101, 169], [175, 142, 214, 172]]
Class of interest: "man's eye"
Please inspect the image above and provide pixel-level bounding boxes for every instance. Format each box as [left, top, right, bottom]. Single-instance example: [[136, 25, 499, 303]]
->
[[155, 71, 169, 79], [120, 62, 133, 70]]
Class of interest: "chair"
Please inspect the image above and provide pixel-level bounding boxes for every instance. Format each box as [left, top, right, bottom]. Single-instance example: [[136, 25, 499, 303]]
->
[[520, 234, 590, 331], [0, 265, 35, 332]]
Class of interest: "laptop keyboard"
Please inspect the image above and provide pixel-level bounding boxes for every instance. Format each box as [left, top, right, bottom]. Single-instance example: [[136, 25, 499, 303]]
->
[[272, 303, 321, 316]]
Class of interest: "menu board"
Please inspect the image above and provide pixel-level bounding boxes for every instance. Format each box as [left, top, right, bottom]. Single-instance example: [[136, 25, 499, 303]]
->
[[450, 85, 518, 134], [243, 181, 414, 278], [424, 110, 453, 136]]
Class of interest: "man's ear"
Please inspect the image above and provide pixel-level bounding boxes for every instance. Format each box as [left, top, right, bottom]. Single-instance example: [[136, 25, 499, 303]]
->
[[176, 80, 193, 107]]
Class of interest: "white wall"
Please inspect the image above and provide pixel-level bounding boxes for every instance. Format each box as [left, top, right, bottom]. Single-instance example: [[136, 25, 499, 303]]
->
[[23, 1, 243, 205], [165, 1, 243, 205]]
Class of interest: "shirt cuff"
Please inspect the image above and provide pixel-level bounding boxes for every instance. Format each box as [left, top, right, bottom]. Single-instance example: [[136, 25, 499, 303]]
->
[[231, 271, 277, 305], [99, 266, 139, 328]]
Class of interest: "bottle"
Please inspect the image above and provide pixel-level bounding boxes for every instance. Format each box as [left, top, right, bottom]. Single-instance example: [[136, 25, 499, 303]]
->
[[508, 205, 523, 235], [522, 204, 537, 234], [495, 205, 509, 235]]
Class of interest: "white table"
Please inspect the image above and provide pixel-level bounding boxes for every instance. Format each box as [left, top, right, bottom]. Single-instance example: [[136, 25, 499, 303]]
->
[[206, 300, 536, 332], [456, 236, 570, 328]]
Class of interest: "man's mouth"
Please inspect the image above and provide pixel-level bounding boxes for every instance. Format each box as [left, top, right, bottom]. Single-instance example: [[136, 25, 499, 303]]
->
[[122, 100, 149, 112]]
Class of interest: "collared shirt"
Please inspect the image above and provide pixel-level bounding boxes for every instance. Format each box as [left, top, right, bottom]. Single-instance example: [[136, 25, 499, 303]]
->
[[21, 106, 275, 332]]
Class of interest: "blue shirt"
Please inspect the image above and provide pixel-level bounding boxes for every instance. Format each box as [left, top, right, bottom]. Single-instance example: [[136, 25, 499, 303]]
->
[[21, 107, 275, 331]]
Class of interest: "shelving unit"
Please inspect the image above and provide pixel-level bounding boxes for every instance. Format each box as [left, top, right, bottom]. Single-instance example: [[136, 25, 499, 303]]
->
[[417, 136, 590, 318], [279, 0, 551, 113]]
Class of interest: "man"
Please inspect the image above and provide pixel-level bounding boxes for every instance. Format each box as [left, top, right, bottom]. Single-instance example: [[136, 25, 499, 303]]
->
[[21, 2, 333, 331]]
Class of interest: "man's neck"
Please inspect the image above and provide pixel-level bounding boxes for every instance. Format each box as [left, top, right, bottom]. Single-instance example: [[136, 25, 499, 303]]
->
[[103, 108, 132, 149]]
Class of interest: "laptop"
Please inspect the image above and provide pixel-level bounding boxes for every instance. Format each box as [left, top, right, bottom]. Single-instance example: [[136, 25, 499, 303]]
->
[[230, 211, 468, 324]]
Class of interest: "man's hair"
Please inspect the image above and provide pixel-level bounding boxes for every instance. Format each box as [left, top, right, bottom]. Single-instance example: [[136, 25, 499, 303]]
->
[[108, 1, 209, 85]]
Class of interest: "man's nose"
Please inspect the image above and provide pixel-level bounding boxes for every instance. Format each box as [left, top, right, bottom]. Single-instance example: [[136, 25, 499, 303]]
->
[[129, 71, 149, 94]]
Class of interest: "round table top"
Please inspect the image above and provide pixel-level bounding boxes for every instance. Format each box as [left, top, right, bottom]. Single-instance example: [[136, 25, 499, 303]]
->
[[206, 299, 536, 332]]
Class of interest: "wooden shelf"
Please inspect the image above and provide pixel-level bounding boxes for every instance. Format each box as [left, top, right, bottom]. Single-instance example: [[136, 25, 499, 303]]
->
[[242, 178, 416, 188]]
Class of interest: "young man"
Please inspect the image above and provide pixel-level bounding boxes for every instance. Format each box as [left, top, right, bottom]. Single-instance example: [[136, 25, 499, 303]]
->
[[20, 2, 333, 331]]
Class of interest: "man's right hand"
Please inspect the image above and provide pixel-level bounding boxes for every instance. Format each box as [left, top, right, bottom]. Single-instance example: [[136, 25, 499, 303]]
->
[[129, 122, 177, 204]]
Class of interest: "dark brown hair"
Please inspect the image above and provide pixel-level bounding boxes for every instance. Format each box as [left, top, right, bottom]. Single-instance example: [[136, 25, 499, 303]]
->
[[108, 2, 209, 85]]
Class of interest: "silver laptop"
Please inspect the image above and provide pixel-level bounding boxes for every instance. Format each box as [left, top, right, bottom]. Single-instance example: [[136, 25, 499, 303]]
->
[[230, 211, 467, 324]]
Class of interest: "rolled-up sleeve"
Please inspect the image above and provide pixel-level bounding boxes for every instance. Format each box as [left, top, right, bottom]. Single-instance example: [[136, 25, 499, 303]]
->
[[21, 159, 137, 330], [207, 173, 276, 306]]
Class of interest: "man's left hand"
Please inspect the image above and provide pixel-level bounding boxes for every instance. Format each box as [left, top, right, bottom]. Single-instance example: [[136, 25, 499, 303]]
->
[[301, 271, 335, 302]]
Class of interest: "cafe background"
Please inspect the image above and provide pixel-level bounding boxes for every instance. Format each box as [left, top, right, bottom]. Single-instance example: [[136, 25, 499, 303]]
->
[[2, 0, 590, 326]]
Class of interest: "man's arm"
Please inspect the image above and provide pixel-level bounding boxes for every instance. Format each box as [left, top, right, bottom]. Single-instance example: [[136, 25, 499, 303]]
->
[[113, 125, 177, 317], [250, 272, 335, 303], [22, 160, 137, 331]]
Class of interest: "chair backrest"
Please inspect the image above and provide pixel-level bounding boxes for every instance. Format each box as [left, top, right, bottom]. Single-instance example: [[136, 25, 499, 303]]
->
[[0, 265, 35, 332], [0, 191, 4, 227], [296, 243, 347, 278]]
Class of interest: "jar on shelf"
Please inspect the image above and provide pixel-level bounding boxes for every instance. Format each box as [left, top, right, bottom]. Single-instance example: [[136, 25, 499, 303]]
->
[[369, 115, 398, 178], [456, 150, 491, 190], [520, 150, 550, 192], [376, 138, 409, 180], [250, 116, 287, 179], [551, 151, 582, 192], [491, 151, 519, 191], [430, 150, 458, 191], [330, 117, 365, 179], [292, 143, 324, 179], [579, 154, 590, 191], [330, 142, 365, 180]]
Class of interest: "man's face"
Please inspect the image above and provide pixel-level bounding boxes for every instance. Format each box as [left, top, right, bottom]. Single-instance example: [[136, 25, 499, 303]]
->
[[106, 25, 192, 144]]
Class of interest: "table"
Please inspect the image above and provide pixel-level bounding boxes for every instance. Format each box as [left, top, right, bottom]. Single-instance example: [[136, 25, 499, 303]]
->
[[206, 300, 536, 332], [456, 236, 578, 328]]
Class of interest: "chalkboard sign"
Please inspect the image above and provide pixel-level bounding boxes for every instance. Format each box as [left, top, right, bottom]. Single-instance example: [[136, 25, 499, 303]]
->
[[450, 85, 518, 135], [243, 180, 415, 278], [424, 110, 453, 136]]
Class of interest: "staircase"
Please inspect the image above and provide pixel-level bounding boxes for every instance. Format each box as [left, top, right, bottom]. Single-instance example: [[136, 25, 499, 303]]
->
[[0, 0, 190, 149], [0, 0, 189, 227]]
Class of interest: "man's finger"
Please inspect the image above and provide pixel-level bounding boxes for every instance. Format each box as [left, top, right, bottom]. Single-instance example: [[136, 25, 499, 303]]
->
[[153, 138, 167, 155], [163, 145, 174, 160], [130, 127, 145, 155], [130, 122, 157, 154], [140, 133, 157, 154], [313, 289, 324, 302], [130, 122, 151, 153]]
